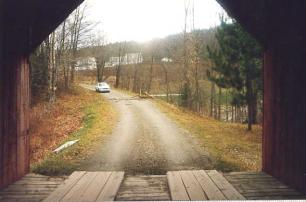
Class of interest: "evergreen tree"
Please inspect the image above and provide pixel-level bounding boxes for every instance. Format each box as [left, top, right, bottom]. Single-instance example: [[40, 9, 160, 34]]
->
[[30, 43, 49, 103], [207, 20, 262, 130]]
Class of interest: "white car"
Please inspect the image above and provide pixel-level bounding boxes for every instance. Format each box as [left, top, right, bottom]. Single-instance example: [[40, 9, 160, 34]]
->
[[95, 82, 111, 93]]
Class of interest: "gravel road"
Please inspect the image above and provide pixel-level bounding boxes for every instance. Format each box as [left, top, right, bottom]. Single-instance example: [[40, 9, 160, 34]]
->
[[82, 89, 213, 174]]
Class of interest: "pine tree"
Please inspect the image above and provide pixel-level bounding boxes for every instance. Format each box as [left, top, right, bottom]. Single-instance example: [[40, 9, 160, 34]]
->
[[207, 20, 262, 130]]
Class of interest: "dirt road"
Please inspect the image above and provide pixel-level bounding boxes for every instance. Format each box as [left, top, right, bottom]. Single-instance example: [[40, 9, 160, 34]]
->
[[82, 88, 213, 174]]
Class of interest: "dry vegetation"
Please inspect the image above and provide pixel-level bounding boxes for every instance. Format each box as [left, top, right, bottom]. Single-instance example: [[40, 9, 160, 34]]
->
[[30, 87, 118, 175], [155, 100, 262, 172], [30, 88, 84, 164]]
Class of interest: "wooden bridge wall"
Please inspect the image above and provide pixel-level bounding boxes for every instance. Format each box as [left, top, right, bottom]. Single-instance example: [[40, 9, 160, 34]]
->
[[0, 55, 30, 189], [263, 44, 306, 193], [0, 0, 83, 189], [0, 0, 32, 187], [218, 0, 306, 194]]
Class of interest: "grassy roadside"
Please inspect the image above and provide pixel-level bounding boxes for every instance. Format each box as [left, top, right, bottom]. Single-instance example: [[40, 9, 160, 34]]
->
[[30, 87, 118, 175], [154, 100, 262, 172]]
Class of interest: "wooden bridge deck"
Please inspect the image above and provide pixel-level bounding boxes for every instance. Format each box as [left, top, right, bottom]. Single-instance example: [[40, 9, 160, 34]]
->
[[0, 170, 304, 201], [225, 172, 305, 200], [0, 173, 66, 202]]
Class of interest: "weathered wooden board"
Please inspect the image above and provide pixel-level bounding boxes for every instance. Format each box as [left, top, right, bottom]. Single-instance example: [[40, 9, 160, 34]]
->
[[60, 172, 97, 201], [44, 171, 86, 202], [167, 170, 245, 201], [207, 170, 245, 200], [180, 171, 207, 200], [43, 171, 124, 202], [0, 173, 65, 202], [225, 171, 305, 200], [2, 170, 304, 201], [117, 174, 170, 201], [96, 172, 124, 201], [166, 171, 189, 200], [79, 172, 112, 202], [193, 170, 226, 200]]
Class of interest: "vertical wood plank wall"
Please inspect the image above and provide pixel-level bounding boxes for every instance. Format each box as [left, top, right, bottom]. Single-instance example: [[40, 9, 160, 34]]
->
[[0, 54, 30, 189], [0, 0, 4, 189], [263, 45, 306, 193]]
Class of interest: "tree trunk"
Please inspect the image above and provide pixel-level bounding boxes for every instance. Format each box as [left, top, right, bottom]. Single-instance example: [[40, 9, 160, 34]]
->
[[132, 66, 138, 93], [115, 64, 121, 88], [218, 87, 222, 120], [97, 61, 105, 82], [115, 44, 124, 88], [210, 82, 215, 117], [47, 33, 56, 102], [252, 90, 258, 124], [195, 64, 200, 112], [246, 73, 253, 130], [70, 61, 76, 84], [165, 71, 169, 102], [64, 65, 69, 89], [225, 90, 229, 121], [231, 105, 234, 123], [97, 64, 101, 82], [101, 61, 105, 81], [148, 56, 154, 93]]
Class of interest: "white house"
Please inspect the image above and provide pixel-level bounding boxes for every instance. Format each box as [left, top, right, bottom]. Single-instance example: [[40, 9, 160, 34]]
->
[[75, 57, 97, 70], [161, 57, 173, 63], [105, 53, 143, 67]]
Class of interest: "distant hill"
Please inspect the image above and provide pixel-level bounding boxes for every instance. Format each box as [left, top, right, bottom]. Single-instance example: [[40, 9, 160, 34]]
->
[[78, 28, 217, 62]]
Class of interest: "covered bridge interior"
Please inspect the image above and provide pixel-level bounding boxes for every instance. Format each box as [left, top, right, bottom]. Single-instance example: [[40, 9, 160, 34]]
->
[[1, 0, 306, 195]]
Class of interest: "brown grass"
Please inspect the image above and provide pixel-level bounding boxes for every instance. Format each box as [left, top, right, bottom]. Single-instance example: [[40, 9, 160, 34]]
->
[[29, 87, 117, 165], [30, 86, 118, 175], [30, 88, 83, 164], [155, 100, 262, 172]]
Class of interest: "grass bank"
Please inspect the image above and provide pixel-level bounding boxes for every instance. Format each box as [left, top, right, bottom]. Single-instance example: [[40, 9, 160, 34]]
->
[[155, 100, 262, 172], [30, 87, 118, 175]]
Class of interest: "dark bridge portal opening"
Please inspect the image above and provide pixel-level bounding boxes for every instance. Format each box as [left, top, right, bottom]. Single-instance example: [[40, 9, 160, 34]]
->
[[1, 0, 306, 195]]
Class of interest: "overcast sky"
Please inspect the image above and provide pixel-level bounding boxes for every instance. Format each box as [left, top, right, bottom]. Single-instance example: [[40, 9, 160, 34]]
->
[[86, 0, 226, 43]]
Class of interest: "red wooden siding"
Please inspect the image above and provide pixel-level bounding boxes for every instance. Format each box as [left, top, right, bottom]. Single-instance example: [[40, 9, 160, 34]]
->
[[0, 55, 30, 188], [263, 45, 306, 193]]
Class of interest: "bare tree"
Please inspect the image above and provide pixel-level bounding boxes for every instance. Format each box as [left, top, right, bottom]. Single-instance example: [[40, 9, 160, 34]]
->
[[56, 20, 71, 89], [161, 63, 170, 102], [182, 0, 192, 108], [115, 42, 126, 88], [147, 56, 154, 93], [46, 32, 57, 102], [88, 33, 107, 82], [68, 3, 95, 84], [147, 42, 160, 93]]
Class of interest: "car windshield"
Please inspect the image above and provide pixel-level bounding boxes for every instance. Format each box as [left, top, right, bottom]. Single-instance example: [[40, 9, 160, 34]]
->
[[98, 83, 107, 87]]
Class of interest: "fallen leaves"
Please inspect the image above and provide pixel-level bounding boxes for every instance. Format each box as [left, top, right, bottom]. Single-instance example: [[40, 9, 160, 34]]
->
[[30, 87, 97, 164], [30, 86, 118, 175]]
